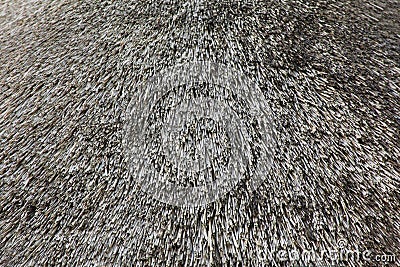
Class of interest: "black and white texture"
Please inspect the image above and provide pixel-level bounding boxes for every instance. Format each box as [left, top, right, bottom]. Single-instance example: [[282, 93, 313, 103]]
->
[[123, 61, 276, 207], [1, 0, 399, 266]]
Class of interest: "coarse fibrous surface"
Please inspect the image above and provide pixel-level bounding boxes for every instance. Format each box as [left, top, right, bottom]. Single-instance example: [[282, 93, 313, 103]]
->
[[0, 0, 399, 266]]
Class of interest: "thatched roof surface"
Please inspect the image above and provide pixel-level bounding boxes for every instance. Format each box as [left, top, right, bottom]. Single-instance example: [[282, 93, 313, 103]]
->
[[1, 0, 399, 266]]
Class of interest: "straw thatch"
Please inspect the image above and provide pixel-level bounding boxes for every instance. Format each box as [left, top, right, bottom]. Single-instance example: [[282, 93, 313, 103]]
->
[[1, 0, 399, 266]]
